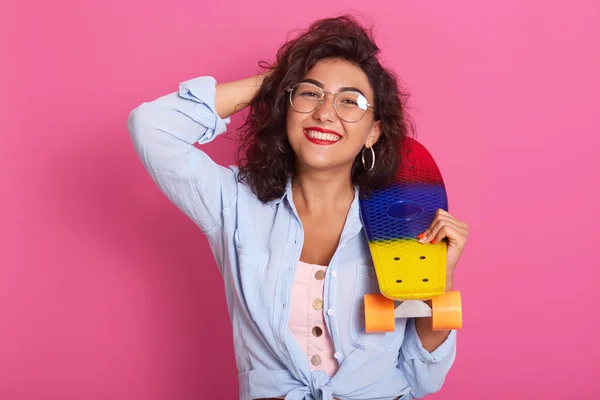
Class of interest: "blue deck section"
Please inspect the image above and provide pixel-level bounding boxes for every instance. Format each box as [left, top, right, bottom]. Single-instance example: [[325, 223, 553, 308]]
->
[[360, 182, 448, 242]]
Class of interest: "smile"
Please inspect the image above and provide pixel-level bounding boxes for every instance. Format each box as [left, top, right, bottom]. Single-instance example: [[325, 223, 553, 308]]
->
[[303, 129, 341, 144]]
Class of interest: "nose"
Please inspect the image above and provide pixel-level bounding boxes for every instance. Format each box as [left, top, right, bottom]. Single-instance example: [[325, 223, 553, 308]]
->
[[312, 93, 338, 122]]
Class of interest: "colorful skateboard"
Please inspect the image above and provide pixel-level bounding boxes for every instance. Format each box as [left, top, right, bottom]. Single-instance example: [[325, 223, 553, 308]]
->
[[359, 137, 462, 332]]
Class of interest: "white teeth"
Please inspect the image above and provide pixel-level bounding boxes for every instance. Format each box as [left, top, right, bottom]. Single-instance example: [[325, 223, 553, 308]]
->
[[304, 130, 340, 142]]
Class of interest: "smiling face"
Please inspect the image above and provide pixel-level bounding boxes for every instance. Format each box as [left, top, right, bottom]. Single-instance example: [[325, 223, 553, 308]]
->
[[286, 58, 381, 175]]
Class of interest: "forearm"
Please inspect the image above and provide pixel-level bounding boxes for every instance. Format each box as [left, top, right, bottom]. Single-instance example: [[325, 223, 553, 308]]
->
[[128, 76, 235, 233], [399, 314, 457, 397], [215, 74, 267, 119], [415, 315, 451, 353], [415, 277, 454, 352]]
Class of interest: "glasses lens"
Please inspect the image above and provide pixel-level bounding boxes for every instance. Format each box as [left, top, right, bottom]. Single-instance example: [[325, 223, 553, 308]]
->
[[335, 91, 368, 122], [290, 83, 322, 112]]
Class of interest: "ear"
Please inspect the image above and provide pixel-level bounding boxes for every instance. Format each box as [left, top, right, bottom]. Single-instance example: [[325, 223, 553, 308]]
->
[[366, 120, 382, 148]]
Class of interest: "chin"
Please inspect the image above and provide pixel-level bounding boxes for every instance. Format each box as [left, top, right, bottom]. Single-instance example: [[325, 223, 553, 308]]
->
[[299, 155, 350, 173], [301, 159, 332, 170]]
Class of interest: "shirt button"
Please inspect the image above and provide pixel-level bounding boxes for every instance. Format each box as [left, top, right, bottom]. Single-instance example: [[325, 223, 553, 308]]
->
[[312, 326, 323, 337], [327, 309, 334, 316], [334, 352, 342, 359], [311, 354, 322, 366], [331, 271, 337, 278], [314, 270, 326, 280], [312, 299, 323, 310]]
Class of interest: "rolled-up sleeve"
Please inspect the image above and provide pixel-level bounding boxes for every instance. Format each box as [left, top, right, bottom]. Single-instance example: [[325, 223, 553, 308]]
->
[[398, 318, 457, 398], [127, 76, 237, 235]]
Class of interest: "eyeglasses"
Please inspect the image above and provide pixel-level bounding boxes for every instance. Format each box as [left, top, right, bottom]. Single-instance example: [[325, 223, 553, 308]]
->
[[286, 82, 375, 123]]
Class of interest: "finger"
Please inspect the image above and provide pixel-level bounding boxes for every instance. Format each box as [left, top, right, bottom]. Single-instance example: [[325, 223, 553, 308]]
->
[[431, 225, 467, 247], [418, 216, 467, 243], [417, 209, 468, 242], [421, 221, 449, 244], [430, 216, 467, 235], [434, 209, 468, 230]]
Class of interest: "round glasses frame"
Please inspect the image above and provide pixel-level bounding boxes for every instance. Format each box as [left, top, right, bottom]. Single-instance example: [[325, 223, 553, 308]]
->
[[286, 82, 375, 123]]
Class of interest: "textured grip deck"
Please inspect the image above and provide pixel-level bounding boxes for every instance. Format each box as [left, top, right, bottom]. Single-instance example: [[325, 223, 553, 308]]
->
[[359, 137, 449, 301]]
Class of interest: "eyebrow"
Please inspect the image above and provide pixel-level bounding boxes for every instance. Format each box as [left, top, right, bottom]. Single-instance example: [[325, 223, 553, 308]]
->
[[301, 78, 367, 97]]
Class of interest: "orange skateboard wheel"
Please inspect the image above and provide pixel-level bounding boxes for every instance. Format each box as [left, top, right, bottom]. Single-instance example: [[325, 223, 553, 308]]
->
[[365, 294, 395, 333], [431, 291, 462, 330]]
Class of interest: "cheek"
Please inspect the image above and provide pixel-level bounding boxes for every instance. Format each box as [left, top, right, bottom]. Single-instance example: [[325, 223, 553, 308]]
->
[[285, 109, 294, 139], [346, 124, 371, 146], [286, 112, 306, 139]]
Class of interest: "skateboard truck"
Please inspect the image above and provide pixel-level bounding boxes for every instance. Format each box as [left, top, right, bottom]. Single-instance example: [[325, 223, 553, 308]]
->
[[364, 292, 462, 333]]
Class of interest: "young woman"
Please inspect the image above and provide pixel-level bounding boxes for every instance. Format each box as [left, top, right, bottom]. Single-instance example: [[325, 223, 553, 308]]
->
[[128, 15, 468, 400]]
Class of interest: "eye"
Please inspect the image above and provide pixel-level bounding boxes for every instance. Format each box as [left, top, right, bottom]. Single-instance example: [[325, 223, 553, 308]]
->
[[300, 91, 320, 98], [336, 92, 361, 108]]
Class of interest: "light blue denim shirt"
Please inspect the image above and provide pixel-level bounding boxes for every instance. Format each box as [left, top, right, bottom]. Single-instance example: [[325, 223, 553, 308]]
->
[[127, 76, 457, 400]]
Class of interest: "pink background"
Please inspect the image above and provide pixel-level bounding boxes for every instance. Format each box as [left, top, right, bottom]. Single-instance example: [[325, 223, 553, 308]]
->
[[1, 1, 599, 399]]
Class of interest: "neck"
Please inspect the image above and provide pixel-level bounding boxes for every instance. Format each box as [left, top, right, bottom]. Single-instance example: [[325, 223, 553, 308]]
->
[[292, 166, 355, 214]]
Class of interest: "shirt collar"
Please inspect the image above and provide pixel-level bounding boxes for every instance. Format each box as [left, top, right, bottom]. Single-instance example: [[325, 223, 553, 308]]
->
[[268, 179, 362, 220], [266, 179, 292, 206]]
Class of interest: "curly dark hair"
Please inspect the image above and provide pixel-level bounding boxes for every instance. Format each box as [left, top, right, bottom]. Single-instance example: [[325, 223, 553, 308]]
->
[[236, 15, 415, 202]]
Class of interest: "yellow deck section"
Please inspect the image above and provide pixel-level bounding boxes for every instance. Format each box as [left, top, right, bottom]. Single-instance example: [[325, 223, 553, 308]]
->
[[368, 238, 447, 301]]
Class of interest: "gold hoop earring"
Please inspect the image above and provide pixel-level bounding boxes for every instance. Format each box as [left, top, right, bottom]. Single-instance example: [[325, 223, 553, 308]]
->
[[362, 146, 375, 171]]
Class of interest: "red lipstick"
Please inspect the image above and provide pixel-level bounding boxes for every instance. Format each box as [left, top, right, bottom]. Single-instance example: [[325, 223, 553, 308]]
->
[[303, 127, 342, 146]]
